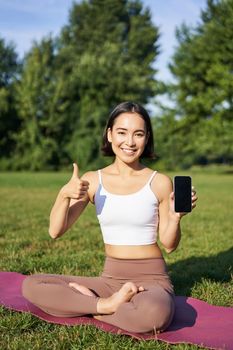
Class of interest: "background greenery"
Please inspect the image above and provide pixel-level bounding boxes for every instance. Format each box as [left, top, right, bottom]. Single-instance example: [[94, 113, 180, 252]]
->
[[0, 170, 232, 349], [0, 0, 233, 171], [0, 1, 232, 348]]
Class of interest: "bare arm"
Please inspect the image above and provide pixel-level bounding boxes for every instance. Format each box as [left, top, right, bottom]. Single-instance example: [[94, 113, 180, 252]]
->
[[49, 164, 90, 239]]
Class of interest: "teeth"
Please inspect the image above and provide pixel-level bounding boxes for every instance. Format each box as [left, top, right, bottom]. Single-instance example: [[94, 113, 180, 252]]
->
[[122, 148, 135, 154]]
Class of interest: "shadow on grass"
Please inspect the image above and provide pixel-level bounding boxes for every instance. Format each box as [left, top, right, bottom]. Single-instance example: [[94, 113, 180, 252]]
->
[[169, 247, 233, 295], [222, 169, 233, 174]]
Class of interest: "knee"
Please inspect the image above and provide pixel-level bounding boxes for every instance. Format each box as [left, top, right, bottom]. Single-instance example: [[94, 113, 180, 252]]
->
[[135, 295, 175, 333], [151, 299, 174, 332], [22, 275, 38, 302]]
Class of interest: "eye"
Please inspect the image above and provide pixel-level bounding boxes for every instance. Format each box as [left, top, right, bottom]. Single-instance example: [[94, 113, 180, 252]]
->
[[117, 131, 125, 135], [135, 133, 144, 137]]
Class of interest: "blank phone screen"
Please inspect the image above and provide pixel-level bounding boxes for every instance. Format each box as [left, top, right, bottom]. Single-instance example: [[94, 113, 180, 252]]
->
[[174, 176, 192, 212]]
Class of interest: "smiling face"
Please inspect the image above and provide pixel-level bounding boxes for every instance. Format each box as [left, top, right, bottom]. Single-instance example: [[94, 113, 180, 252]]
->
[[107, 112, 148, 163]]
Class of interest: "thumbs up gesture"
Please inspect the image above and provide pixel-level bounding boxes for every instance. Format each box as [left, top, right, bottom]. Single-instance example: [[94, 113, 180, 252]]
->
[[60, 163, 90, 200]]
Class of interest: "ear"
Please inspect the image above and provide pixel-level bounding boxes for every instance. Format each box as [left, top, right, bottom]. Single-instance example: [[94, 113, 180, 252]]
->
[[107, 128, 112, 143]]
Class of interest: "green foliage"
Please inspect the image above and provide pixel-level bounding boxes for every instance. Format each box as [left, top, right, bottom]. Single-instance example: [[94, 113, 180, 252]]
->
[[5, 0, 159, 171], [12, 37, 74, 170], [1, 0, 233, 170], [58, 0, 159, 169], [158, 0, 233, 168], [0, 36, 20, 165]]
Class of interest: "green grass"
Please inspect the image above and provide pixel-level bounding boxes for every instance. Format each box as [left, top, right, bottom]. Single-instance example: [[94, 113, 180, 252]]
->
[[0, 171, 232, 349]]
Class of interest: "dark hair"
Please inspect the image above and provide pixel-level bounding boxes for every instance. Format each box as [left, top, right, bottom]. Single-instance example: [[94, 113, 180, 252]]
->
[[101, 101, 155, 158]]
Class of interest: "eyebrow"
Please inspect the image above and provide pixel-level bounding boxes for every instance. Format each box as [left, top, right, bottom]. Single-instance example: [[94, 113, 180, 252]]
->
[[116, 127, 145, 133]]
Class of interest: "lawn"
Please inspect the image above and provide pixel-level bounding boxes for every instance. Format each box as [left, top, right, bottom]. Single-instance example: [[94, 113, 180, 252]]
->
[[0, 170, 232, 349]]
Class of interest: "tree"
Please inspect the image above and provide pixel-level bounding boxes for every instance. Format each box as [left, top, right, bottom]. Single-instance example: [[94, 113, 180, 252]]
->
[[13, 37, 71, 170], [0, 36, 20, 167], [9, 0, 160, 170], [57, 0, 160, 169], [165, 0, 233, 166]]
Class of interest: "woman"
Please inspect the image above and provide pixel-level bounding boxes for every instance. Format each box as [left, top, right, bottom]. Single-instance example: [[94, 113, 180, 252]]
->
[[22, 101, 197, 334]]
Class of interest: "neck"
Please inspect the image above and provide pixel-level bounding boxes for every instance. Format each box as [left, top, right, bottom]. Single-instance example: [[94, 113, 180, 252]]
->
[[112, 158, 145, 175]]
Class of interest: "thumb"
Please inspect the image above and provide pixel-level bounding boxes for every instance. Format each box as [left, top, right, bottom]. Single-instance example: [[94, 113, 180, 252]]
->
[[72, 163, 79, 179]]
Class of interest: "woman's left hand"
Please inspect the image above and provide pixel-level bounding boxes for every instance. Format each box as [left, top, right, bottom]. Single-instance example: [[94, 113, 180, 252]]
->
[[169, 186, 198, 219]]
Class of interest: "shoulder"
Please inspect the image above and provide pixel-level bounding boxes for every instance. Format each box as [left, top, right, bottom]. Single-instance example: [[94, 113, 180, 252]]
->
[[153, 172, 173, 189], [81, 170, 99, 183], [151, 172, 173, 202]]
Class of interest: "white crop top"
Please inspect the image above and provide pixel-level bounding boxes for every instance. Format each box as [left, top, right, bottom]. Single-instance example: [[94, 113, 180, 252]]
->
[[94, 170, 159, 245]]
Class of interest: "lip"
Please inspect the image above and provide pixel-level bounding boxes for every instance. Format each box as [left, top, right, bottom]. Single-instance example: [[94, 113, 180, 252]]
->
[[121, 148, 136, 155]]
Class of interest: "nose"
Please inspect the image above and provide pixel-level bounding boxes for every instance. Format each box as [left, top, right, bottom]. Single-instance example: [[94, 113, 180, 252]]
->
[[126, 134, 135, 146]]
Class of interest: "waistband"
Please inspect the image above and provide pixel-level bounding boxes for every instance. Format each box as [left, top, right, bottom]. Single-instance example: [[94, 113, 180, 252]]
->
[[101, 256, 168, 280]]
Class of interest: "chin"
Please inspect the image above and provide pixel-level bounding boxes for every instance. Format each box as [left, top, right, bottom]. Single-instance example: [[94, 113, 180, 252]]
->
[[122, 156, 140, 164]]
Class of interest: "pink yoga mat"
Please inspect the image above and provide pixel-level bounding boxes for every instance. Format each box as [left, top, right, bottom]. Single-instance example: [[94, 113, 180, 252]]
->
[[0, 272, 232, 349]]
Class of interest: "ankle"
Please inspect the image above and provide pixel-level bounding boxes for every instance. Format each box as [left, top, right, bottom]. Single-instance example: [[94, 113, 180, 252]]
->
[[96, 297, 114, 315]]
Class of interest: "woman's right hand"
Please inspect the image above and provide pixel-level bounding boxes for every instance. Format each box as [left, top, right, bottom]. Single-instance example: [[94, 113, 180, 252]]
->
[[60, 163, 90, 200]]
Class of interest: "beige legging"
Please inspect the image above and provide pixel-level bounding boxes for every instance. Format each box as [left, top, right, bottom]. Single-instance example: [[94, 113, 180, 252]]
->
[[22, 257, 175, 334]]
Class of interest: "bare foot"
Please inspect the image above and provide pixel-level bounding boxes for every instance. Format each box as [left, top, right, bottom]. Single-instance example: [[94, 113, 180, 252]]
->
[[93, 315, 102, 321], [96, 282, 144, 315], [69, 282, 96, 297]]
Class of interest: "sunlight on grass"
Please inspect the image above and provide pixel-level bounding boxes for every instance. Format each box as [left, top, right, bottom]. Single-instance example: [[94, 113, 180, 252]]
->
[[0, 171, 232, 349]]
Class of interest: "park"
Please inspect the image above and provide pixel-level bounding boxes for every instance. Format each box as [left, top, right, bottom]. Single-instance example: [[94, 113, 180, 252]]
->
[[0, 0, 232, 349]]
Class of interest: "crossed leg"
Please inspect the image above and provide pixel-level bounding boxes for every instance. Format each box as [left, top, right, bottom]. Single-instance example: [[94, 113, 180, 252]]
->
[[63, 280, 175, 333], [22, 274, 142, 317], [69, 281, 144, 314], [22, 274, 174, 333]]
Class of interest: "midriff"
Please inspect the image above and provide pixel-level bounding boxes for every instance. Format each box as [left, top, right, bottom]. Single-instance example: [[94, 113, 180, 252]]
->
[[105, 243, 163, 259]]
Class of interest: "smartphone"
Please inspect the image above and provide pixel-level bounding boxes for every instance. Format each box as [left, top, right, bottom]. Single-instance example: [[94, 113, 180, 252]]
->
[[174, 176, 192, 213]]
